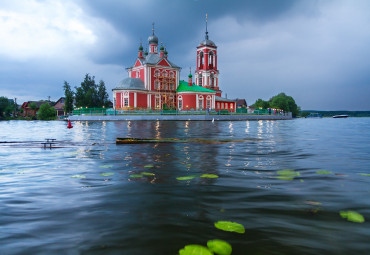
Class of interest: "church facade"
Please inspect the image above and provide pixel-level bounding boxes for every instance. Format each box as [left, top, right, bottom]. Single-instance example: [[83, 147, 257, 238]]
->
[[113, 23, 236, 112]]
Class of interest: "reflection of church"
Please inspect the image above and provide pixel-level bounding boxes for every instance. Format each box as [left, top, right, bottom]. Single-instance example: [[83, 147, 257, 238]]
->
[[113, 21, 236, 112]]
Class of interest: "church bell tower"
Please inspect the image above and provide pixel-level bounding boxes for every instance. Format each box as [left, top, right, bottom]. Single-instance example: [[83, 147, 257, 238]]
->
[[195, 14, 221, 96]]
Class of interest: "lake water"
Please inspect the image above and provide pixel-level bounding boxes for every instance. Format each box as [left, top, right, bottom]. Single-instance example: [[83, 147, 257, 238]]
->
[[1, 118, 370, 255]]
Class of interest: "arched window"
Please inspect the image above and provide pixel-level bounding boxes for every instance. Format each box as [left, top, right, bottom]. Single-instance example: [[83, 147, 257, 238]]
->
[[209, 51, 214, 67], [154, 80, 159, 90], [217, 102, 220, 109], [199, 52, 203, 67], [199, 73, 203, 86], [221, 103, 224, 109], [154, 70, 159, 77], [210, 73, 214, 88], [169, 72, 174, 78], [225, 103, 228, 109], [178, 96, 183, 110], [169, 83, 175, 90], [155, 95, 161, 108], [162, 71, 167, 77], [206, 95, 211, 109], [198, 95, 204, 110]]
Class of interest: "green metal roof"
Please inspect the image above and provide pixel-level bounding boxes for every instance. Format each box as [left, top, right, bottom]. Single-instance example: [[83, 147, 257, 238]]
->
[[176, 80, 216, 93]]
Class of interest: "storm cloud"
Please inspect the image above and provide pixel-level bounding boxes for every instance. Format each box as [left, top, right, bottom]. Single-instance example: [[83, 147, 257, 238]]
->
[[1, 0, 369, 110]]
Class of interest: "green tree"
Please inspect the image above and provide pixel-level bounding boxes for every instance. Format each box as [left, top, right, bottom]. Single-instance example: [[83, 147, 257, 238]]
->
[[0, 96, 9, 118], [252, 98, 270, 109], [75, 74, 98, 108], [269, 93, 299, 117], [97, 80, 110, 107], [37, 103, 56, 120], [63, 81, 74, 114], [29, 102, 38, 111]]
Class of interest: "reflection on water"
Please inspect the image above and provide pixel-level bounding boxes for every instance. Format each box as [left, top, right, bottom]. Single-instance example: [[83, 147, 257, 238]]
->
[[1, 119, 370, 254]]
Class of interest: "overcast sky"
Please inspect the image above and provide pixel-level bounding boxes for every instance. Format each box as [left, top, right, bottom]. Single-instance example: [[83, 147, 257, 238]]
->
[[1, 0, 370, 110]]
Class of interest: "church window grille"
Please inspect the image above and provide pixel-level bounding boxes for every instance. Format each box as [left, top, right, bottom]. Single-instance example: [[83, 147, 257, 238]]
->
[[199, 73, 203, 86], [154, 80, 159, 90], [155, 95, 161, 108]]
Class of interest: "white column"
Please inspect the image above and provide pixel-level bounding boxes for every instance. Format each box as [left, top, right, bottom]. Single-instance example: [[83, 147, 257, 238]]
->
[[134, 92, 137, 108], [196, 94, 199, 109]]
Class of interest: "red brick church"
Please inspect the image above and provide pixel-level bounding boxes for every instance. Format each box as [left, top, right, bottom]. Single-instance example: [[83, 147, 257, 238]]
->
[[113, 21, 236, 112]]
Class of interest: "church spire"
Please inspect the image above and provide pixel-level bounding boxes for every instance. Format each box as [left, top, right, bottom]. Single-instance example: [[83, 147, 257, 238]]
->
[[205, 13, 209, 40]]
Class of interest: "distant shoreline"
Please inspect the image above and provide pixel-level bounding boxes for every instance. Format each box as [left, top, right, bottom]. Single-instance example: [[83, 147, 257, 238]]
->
[[68, 114, 292, 121]]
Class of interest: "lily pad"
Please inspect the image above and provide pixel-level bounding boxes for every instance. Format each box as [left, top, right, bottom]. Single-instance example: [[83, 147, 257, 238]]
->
[[214, 221, 245, 234], [340, 210, 365, 223], [129, 174, 143, 178], [144, 164, 154, 168], [207, 239, 232, 255], [100, 172, 114, 176], [358, 173, 370, 176], [277, 169, 300, 177], [71, 175, 86, 179], [99, 165, 113, 168], [275, 176, 294, 181], [142, 172, 155, 176], [176, 176, 197, 181], [316, 170, 332, 175], [200, 174, 219, 178], [305, 200, 322, 206], [179, 245, 213, 255]]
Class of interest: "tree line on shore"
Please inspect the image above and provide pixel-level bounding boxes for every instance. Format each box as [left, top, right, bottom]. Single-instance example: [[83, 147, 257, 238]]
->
[[63, 74, 110, 114], [0, 74, 110, 120], [250, 92, 300, 117]]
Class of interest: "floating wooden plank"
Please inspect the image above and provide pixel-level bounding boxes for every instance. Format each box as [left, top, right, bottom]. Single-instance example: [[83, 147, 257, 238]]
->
[[116, 137, 245, 144]]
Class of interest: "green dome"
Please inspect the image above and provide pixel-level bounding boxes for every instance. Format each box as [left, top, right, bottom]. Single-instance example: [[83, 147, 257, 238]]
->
[[188, 73, 192, 78], [139, 44, 143, 51]]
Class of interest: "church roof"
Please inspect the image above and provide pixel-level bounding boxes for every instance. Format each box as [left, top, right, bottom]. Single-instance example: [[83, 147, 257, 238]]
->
[[177, 80, 216, 93], [143, 54, 180, 68], [131, 53, 180, 69], [215, 96, 235, 102], [113, 77, 146, 90], [198, 39, 217, 47]]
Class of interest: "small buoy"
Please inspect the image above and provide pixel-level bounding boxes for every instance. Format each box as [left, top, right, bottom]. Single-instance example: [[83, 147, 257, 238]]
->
[[67, 119, 73, 128]]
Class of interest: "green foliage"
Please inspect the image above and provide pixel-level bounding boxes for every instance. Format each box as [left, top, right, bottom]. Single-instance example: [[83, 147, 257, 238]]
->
[[200, 174, 219, 178], [176, 176, 197, 181], [252, 98, 270, 109], [252, 93, 300, 117], [63, 81, 74, 114], [179, 245, 213, 255], [97, 80, 110, 107], [29, 102, 38, 111], [129, 174, 143, 178], [0, 96, 14, 117], [340, 211, 365, 223], [316, 170, 332, 175], [37, 103, 56, 120], [214, 221, 245, 234], [100, 172, 114, 176], [74, 74, 110, 108], [269, 93, 299, 117], [207, 240, 232, 255]]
